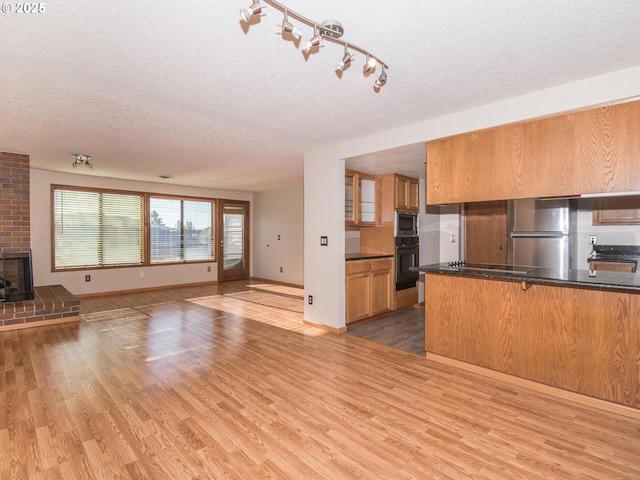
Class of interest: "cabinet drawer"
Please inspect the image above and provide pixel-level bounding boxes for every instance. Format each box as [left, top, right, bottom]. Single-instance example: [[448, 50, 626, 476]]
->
[[370, 258, 392, 271], [346, 260, 371, 275]]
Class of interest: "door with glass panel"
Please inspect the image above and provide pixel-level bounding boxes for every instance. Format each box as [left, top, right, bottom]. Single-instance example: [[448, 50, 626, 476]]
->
[[217, 200, 250, 281]]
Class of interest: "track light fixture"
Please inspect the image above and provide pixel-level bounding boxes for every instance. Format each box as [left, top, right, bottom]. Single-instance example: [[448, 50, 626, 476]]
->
[[72, 154, 93, 168], [239, 0, 389, 90]]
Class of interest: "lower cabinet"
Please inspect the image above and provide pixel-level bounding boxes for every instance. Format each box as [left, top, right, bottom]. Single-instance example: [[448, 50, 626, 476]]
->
[[425, 273, 640, 408], [346, 257, 393, 324]]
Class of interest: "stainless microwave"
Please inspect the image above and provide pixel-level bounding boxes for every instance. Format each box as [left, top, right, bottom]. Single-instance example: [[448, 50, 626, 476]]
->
[[394, 211, 419, 237]]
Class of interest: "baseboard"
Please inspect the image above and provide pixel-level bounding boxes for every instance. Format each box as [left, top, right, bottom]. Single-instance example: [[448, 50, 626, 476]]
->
[[76, 281, 218, 299], [250, 277, 304, 289], [427, 352, 640, 420], [303, 319, 346, 334]]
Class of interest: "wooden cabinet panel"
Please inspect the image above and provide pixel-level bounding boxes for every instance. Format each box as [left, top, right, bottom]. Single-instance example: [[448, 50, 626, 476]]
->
[[346, 272, 371, 323], [425, 273, 640, 408], [463, 200, 508, 264], [371, 268, 393, 316], [394, 175, 420, 212], [427, 99, 640, 204], [346, 258, 393, 324], [592, 195, 640, 225]]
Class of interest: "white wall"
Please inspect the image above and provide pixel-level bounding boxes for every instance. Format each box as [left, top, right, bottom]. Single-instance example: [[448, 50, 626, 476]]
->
[[304, 65, 640, 329], [31, 169, 252, 295], [252, 186, 304, 286], [303, 150, 345, 330]]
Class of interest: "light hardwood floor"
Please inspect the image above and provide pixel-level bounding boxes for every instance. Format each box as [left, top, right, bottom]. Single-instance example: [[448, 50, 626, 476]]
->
[[2, 280, 639, 479]]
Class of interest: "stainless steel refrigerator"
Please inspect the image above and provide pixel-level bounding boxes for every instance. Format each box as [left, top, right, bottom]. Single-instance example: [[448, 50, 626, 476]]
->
[[507, 198, 576, 269]]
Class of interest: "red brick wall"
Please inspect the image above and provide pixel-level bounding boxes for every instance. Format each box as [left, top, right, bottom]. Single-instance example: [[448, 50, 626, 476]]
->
[[0, 151, 30, 251]]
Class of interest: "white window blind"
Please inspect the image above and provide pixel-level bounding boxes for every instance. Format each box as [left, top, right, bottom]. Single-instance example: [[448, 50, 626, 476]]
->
[[150, 197, 213, 263], [53, 188, 144, 269]]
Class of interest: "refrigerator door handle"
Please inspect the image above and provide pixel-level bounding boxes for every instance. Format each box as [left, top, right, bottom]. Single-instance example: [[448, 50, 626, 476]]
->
[[509, 232, 566, 238]]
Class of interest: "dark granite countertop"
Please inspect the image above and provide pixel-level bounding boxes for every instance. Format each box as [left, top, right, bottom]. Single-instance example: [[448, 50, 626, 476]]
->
[[346, 253, 393, 261], [416, 262, 640, 293]]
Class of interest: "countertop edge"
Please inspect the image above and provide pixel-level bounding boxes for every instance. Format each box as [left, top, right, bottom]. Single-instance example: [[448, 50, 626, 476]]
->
[[418, 265, 640, 293], [346, 254, 394, 261]]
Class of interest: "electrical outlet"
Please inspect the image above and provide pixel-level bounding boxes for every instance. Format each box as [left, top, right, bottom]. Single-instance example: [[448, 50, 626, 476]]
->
[[85, 275, 91, 282], [308, 295, 313, 305], [280, 267, 283, 273], [207, 266, 211, 272], [589, 235, 597, 245]]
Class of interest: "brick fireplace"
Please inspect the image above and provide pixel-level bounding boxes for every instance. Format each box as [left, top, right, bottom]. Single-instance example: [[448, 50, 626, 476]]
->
[[0, 151, 79, 330]]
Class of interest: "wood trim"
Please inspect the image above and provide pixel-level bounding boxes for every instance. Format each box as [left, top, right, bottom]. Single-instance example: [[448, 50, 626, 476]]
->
[[0, 315, 80, 332], [303, 319, 346, 334], [75, 281, 218, 298], [249, 277, 303, 289], [427, 352, 640, 420]]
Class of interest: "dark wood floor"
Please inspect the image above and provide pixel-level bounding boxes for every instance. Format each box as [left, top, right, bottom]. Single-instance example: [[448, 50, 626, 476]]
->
[[346, 306, 425, 356], [2, 280, 640, 479]]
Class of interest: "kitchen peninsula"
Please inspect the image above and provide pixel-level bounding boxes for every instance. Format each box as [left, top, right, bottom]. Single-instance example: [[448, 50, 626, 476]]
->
[[419, 263, 640, 408]]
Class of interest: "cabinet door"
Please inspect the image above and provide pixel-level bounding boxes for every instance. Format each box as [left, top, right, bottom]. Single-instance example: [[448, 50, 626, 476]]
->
[[358, 175, 377, 224], [407, 178, 420, 211], [395, 176, 409, 210], [346, 272, 371, 323], [371, 268, 392, 316], [463, 201, 508, 264]]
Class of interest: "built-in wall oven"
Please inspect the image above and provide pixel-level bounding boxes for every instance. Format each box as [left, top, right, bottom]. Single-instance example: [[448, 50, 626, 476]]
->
[[395, 236, 419, 290]]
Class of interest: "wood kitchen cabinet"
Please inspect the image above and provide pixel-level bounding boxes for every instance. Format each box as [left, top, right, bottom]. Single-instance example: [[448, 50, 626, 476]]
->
[[425, 273, 640, 408], [395, 174, 420, 211], [346, 257, 393, 324], [426, 99, 640, 204], [345, 170, 380, 226], [463, 200, 508, 264]]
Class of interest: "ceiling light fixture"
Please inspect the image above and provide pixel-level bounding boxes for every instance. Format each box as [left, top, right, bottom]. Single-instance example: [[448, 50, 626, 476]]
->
[[239, 0, 389, 90], [72, 154, 93, 168]]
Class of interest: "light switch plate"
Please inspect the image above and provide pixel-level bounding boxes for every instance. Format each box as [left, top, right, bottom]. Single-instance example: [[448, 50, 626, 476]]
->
[[320, 236, 328, 246]]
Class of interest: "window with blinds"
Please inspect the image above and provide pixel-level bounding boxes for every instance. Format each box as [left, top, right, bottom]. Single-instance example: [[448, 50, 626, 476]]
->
[[53, 188, 144, 269], [149, 197, 214, 263]]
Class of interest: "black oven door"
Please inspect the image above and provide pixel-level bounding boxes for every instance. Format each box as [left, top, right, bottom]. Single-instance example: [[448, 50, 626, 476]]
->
[[395, 242, 419, 291]]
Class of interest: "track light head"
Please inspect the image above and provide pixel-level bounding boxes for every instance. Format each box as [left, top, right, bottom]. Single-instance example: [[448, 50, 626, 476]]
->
[[363, 54, 376, 74], [302, 28, 321, 53], [240, 0, 262, 22], [374, 67, 387, 90], [72, 154, 93, 168], [281, 11, 302, 40], [336, 47, 353, 73]]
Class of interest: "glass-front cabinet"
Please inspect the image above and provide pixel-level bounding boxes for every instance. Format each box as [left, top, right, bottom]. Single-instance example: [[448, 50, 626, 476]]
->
[[345, 169, 378, 226]]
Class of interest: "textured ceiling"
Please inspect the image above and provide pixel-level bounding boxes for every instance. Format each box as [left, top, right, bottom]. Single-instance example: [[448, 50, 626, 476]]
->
[[2, 1, 640, 191]]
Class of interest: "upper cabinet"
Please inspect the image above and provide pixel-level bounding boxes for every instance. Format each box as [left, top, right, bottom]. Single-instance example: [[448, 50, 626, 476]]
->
[[426, 99, 640, 204], [395, 174, 420, 212], [345, 169, 379, 226]]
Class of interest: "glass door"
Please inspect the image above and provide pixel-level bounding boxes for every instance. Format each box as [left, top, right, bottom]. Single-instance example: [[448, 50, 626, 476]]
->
[[217, 200, 250, 282]]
